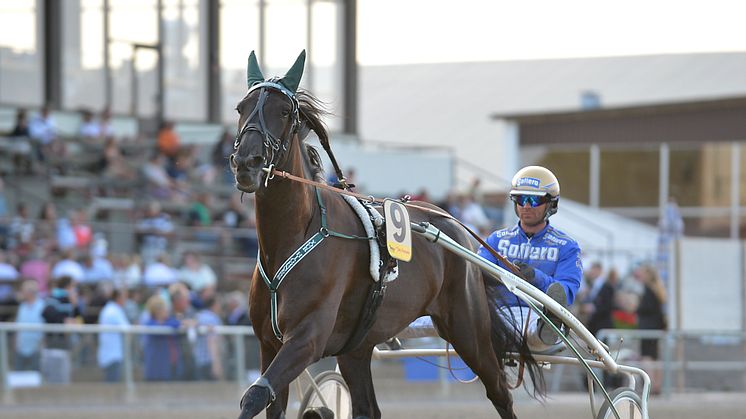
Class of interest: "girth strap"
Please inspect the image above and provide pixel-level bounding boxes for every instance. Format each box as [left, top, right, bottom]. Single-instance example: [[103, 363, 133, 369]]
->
[[256, 187, 373, 340]]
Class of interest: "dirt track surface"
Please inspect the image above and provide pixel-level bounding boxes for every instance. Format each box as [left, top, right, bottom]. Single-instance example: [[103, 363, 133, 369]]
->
[[1, 381, 744, 419]]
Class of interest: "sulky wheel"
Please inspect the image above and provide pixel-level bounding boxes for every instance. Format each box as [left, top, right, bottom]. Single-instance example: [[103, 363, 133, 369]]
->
[[298, 371, 352, 419], [595, 387, 644, 419]]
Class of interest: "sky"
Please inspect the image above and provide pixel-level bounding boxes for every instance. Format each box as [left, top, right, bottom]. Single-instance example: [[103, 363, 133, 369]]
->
[[356, 0, 746, 65], [1, 0, 745, 69]]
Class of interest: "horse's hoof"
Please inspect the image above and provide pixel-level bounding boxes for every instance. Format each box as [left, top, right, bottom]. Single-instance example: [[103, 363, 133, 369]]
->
[[302, 407, 335, 419], [238, 385, 271, 419]]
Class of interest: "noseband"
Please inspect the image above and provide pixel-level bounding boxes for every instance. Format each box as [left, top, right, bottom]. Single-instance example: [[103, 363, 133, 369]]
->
[[234, 78, 300, 169]]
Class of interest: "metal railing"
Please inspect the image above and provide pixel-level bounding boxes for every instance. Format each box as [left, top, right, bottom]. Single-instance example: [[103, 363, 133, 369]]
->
[[0, 322, 256, 401], [597, 328, 746, 396]]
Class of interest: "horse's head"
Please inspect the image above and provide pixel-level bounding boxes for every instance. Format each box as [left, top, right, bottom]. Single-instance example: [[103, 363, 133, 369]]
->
[[231, 50, 307, 193]]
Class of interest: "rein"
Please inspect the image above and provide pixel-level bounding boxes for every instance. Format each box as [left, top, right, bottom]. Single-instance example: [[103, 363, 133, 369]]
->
[[263, 166, 534, 382], [262, 166, 522, 276]]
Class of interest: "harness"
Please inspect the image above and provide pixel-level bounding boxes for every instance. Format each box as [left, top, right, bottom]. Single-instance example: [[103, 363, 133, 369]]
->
[[256, 188, 374, 340], [236, 80, 390, 351]]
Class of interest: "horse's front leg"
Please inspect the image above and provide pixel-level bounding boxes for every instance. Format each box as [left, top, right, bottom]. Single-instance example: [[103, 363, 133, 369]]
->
[[238, 321, 331, 419], [266, 387, 289, 419]]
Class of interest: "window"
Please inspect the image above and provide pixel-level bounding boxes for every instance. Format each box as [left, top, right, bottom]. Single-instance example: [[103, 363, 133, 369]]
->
[[0, 0, 43, 106]]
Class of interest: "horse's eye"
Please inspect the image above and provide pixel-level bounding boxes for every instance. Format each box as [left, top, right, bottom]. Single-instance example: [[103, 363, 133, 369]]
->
[[281, 110, 290, 118]]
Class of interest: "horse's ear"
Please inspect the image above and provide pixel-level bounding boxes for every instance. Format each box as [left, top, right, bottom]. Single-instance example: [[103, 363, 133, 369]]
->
[[279, 50, 306, 93], [247, 50, 265, 88]]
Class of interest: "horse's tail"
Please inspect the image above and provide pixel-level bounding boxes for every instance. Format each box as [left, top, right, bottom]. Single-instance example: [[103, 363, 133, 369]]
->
[[483, 271, 546, 398]]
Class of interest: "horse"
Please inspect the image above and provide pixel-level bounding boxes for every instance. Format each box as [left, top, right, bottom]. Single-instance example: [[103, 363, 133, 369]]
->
[[231, 50, 543, 419]]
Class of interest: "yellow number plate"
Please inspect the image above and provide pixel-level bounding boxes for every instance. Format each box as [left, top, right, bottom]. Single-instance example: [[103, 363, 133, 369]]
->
[[384, 199, 412, 262]]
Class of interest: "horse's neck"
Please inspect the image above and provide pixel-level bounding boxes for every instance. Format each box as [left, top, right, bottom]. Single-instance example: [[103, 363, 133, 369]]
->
[[254, 152, 317, 261]]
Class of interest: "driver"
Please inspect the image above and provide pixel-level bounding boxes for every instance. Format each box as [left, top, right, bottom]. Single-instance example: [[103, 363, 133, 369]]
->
[[479, 165, 582, 350]]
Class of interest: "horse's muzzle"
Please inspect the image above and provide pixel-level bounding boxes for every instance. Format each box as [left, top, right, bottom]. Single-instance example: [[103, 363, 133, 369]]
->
[[231, 154, 265, 193]]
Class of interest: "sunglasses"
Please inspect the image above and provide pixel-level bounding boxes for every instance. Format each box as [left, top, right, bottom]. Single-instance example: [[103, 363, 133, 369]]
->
[[511, 194, 551, 207]]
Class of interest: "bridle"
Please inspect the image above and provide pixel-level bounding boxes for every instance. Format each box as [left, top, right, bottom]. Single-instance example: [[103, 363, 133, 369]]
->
[[234, 78, 301, 171]]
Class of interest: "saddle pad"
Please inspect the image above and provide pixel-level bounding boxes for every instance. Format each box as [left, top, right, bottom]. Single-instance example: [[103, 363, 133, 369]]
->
[[341, 194, 398, 282]]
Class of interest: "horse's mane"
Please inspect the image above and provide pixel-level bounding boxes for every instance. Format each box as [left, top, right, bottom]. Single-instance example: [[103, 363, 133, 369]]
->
[[296, 89, 330, 183]]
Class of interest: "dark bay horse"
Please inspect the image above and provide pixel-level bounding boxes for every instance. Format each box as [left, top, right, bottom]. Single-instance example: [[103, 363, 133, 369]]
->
[[231, 50, 542, 419]]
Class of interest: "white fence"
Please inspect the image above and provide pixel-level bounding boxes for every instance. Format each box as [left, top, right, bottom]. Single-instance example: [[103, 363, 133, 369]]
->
[[0, 322, 256, 400]]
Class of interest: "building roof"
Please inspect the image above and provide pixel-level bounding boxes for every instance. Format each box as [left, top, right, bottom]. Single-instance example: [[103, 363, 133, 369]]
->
[[494, 95, 746, 146], [360, 52, 746, 185], [492, 96, 746, 123]]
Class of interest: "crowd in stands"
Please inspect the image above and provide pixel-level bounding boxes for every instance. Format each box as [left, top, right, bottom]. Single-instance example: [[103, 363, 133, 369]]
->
[[0, 106, 259, 383]]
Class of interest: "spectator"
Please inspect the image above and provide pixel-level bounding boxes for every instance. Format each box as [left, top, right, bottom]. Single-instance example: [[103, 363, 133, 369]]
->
[[193, 295, 223, 381], [20, 245, 52, 296], [42, 275, 80, 347], [98, 107, 116, 140], [51, 249, 85, 283], [28, 105, 59, 161], [56, 210, 77, 251], [97, 289, 129, 382], [459, 193, 490, 234], [179, 252, 217, 293], [136, 202, 174, 264], [35, 202, 59, 252], [166, 149, 192, 183], [142, 294, 182, 381], [635, 264, 667, 394], [8, 110, 34, 172], [224, 291, 258, 380], [142, 154, 188, 202], [0, 250, 19, 321], [8, 203, 34, 255], [79, 109, 101, 141], [14, 280, 45, 371], [72, 209, 93, 250], [81, 281, 113, 325], [79, 107, 116, 142], [188, 192, 213, 227], [10, 108, 30, 137], [578, 262, 614, 335], [219, 194, 257, 254], [169, 282, 196, 380], [212, 129, 236, 184], [220, 193, 255, 229], [585, 267, 620, 387], [143, 254, 178, 288], [102, 139, 135, 181], [41, 275, 79, 383], [112, 253, 142, 290], [185, 145, 216, 186], [157, 120, 181, 159], [0, 179, 7, 224], [225, 291, 251, 327], [81, 254, 114, 285]]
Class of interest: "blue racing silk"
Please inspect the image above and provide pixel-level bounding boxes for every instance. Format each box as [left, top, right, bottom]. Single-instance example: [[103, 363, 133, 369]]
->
[[477, 221, 583, 308]]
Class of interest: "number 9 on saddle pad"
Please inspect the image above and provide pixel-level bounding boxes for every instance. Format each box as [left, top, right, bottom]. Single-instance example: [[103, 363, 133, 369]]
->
[[384, 199, 412, 262]]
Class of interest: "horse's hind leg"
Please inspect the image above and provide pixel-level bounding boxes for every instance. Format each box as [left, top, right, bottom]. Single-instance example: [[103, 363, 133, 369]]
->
[[438, 314, 517, 419], [336, 346, 380, 419], [434, 279, 518, 419]]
